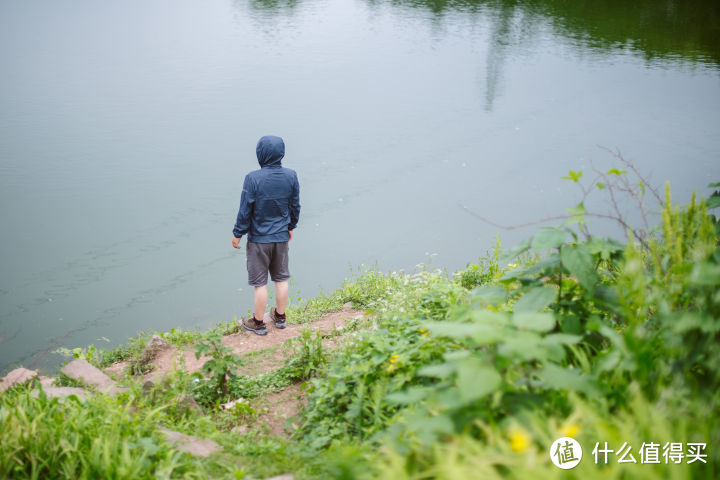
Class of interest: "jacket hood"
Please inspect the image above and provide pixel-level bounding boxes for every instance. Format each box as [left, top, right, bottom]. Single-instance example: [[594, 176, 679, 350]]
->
[[256, 135, 285, 167]]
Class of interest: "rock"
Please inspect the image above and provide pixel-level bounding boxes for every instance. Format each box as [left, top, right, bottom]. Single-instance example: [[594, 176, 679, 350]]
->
[[174, 393, 204, 415], [149, 334, 170, 349], [32, 386, 88, 402], [1, 367, 38, 392], [158, 427, 221, 458], [139, 335, 170, 364], [266, 474, 294, 480], [144, 371, 168, 387], [343, 302, 353, 310], [61, 359, 125, 395], [39, 376, 55, 388], [104, 361, 130, 377]]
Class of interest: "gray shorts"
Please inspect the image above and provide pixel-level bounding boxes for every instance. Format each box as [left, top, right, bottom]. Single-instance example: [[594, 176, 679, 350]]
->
[[246, 241, 290, 286]]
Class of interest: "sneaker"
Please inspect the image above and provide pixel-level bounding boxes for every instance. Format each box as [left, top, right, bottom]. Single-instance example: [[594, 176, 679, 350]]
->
[[271, 308, 287, 329], [242, 316, 268, 336]]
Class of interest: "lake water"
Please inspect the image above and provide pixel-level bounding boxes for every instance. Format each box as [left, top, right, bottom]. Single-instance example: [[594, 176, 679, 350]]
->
[[1, 0, 719, 373]]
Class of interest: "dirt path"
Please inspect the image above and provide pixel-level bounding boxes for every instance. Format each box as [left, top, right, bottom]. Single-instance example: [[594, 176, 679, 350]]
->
[[255, 383, 307, 436], [143, 304, 365, 381]]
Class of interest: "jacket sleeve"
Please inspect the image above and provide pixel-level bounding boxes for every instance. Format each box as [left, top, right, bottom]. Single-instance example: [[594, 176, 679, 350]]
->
[[233, 175, 255, 238], [289, 172, 301, 231]]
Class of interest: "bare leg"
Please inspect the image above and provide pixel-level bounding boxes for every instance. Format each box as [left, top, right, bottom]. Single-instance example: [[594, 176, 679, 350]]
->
[[254, 285, 268, 321], [274, 280, 289, 315]]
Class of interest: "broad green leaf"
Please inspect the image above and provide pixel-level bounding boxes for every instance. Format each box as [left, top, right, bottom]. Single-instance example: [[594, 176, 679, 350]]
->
[[471, 285, 509, 305], [471, 324, 509, 345], [587, 236, 624, 260], [456, 362, 501, 403], [469, 310, 510, 326], [434, 388, 466, 410], [423, 321, 494, 339], [443, 350, 471, 361], [513, 286, 557, 313], [532, 228, 567, 251], [595, 350, 621, 373], [672, 313, 720, 334], [689, 262, 720, 286], [512, 312, 556, 332], [386, 386, 434, 404], [501, 254, 560, 280], [707, 196, 720, 209], [537, 363, 598, 396], [522, 253, 561, 276], [498, 238, 531, 264], [542, 334, 582, 362], [497, 332, 547, 361], [406, 410, 455, 444], [593, 285, 621, 310], [561, 243, 598, 292], [418, 362, 456, 379], [423, 315, 511, 344], [607, 168, 626, 176], [543, 342, 566, 363], [543, 333, 582, 345], [559, 315, 582, 334]]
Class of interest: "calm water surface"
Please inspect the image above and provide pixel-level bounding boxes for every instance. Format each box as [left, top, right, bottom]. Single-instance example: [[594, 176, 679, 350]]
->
[[1, 0, 719, 372]]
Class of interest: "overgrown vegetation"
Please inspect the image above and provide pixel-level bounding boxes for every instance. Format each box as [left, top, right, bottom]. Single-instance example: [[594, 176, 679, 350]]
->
[[2, 171, 718, 479], [293, 176, 719, 479]]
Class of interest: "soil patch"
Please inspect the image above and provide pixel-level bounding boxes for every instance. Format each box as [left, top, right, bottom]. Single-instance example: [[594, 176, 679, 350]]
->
[[255, 383, 306, 437]]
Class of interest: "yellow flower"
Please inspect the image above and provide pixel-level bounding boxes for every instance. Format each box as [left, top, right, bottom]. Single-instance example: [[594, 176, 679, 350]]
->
[[419, 328, 429, 337], [387, 354, 400, 373], [507, 263, 518, 268], [560, 423, 580, 438], [508, 428, 531, 453]]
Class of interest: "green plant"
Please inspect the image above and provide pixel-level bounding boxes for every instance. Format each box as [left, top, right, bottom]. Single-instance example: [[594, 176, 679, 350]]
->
[[0, 387, 242, 479], [230, 399, 258, 423], [193, 332, 244, 405], [455, 235, 502, 290], [285, 328, 328, 380]]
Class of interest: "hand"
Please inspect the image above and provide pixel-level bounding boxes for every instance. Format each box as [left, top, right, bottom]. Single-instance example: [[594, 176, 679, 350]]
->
[[288, 230, 293, 241], [232, 236, 241, 249]]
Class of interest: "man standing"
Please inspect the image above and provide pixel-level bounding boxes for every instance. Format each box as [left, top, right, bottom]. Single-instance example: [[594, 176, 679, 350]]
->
[[232, 135, 300, 336]]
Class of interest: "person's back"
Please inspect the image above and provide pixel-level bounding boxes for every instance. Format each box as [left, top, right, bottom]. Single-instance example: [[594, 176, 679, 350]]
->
[[232, 135, 300, 336], [235, 136, 300, 242]]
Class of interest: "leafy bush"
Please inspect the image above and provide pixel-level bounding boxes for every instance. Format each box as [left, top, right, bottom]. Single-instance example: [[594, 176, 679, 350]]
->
[[192, 332, 244, 406]]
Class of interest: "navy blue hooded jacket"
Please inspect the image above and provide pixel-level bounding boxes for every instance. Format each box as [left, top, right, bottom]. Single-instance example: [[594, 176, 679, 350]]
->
[[233, 136, 300, 243]]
